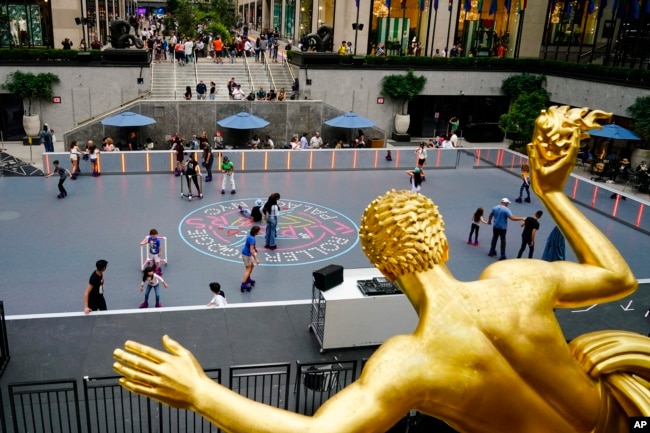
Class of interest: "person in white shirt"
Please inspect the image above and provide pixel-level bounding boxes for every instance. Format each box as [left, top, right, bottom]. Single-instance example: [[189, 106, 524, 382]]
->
[[450, 132, 459, 148], [206, 282, 227, 307], [309, 131, 323, 149], [441, 136, 453, 149], [184, 39, 194, 63], [231, 84, 246, 100]]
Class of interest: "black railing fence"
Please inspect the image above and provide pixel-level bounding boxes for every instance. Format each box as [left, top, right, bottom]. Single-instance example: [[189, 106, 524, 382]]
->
[[294, 360, 358, 416], [0, 302, 9, 378], [9, 379, 82, 433], [229, 363, 291, 410]]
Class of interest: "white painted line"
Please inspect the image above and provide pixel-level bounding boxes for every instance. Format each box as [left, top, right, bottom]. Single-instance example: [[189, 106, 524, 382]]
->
[[6, 299, 312, 321]]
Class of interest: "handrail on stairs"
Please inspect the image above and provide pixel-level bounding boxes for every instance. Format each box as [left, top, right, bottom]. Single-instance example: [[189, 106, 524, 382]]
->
[[262, 51, 277, 92], [243, 51, 255, 93]]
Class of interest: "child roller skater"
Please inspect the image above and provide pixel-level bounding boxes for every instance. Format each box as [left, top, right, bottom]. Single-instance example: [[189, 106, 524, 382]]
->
[[140, 229, 164, 275], [184, 153, 202, 200], [45, 160, 72, 199], [240, 226, 260, 292], [139, 266, 168, 308], [467, 207, 488, 246]]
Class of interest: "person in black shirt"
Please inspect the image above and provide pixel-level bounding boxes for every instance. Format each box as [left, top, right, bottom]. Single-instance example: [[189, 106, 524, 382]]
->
[[517, 210, 543, 259], [183, 153, 202, 198], [84, 259, 108, 314]]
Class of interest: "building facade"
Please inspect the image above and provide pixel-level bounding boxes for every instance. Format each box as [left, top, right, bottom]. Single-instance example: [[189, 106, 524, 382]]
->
[[238, 0, 649, 66]]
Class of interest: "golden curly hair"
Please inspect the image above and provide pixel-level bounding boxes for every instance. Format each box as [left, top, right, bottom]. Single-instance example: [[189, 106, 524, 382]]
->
[[359, 190, 448, 281]]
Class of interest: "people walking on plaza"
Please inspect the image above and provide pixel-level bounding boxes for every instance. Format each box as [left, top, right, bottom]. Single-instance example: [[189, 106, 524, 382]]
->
[[83, 259, 108, 314], [40, 124, 53, 152], [487, 197, 525, 260], [139, 266, 168, 308], [240, 225, 260, 292], [515, 164, 531, 203], [220, 155, 235, 194], [467, 207, 488, 246], [517, 210, 543, 259], [140, 229, 164, 275], [206, 282, 227, 307], [406, 167, 422, 193], [202, 141, 213, 181], [263, 192, 281, 249], [184, 153, 202, 199], [45, 159, 71, 199]]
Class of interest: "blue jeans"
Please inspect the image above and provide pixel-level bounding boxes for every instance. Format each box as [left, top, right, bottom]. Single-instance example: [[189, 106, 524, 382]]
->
[[265, 216, 277, 247], [144, 284, 160, 304]]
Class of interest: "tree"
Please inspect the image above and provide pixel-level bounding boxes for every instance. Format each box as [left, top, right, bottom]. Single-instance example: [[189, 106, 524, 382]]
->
[[501, 74, 547, 99], [380, 70, 427, 115], [628, 95, 650, 144], [2, 71, 60, 115], [499, 91, 549, 148]]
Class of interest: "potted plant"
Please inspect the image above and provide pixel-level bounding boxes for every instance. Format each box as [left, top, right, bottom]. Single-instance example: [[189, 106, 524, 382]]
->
[[2, 71, 60, 144], [381, 69, 426, 135]]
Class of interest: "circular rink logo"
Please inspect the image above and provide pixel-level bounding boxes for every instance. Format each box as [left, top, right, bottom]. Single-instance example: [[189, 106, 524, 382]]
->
[[178, 199, 359, 266]]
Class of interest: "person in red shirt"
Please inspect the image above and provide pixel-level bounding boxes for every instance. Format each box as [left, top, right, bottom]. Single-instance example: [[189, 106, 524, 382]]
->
[[213, 36, 223, 63]]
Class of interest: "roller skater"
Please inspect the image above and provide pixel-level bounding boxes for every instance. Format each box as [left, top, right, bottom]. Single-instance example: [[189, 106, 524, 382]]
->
[[220, 155, 236, 194], [45, 160, 71, 199], [183, 153, 202, 200]]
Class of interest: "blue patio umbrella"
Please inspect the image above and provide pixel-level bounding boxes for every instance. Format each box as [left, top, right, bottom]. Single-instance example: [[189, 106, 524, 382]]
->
[[324, 112, 375, 129], [587, 124, 641, 141], [217, 112, 270, 129], [101, 111, 157, 127]]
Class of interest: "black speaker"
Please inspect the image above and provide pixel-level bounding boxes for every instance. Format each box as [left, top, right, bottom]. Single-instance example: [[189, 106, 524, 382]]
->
[[313, 264, 344, 291]]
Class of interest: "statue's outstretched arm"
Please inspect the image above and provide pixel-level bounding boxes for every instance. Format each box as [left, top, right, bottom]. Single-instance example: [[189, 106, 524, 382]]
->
[[527, 108, 636, 304], [114, 335, 411, 433]]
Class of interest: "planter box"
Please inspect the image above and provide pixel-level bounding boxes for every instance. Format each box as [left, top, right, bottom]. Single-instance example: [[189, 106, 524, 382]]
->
[[291, 51, 341, 66], [22, 136, 40, 146], [369, 139, 384, 148]]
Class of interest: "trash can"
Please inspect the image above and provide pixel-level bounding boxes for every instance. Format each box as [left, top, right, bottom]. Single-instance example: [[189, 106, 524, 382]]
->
[[369, 139, 384, 148]]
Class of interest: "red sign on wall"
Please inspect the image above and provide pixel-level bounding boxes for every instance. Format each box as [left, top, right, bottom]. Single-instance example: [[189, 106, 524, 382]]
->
[[377, 97, 384, 104], [52, 96, 61, 103]]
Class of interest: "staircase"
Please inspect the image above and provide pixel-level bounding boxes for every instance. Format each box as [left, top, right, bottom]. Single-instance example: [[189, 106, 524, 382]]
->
[[148, 53, 294, 101]]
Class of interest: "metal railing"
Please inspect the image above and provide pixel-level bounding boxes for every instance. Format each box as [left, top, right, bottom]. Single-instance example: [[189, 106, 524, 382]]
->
[[242, 51, 255, 93], [0, 301, 9, 378], [9, 379, 82, 433], [229, 362, 290, 410], [261, 51, 277, 93], [294, 360, 358, 415]]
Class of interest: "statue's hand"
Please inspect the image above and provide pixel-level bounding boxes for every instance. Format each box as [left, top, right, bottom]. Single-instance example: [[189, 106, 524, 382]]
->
[[113, 335, 207, 410], [527, 133, 579, 196]]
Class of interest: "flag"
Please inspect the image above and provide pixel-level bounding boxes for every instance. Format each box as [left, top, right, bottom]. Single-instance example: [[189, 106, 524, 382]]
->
[[632, 0, 640, 18], [448, 0, 453, 11], [588, 0, 595, 12], [564, 0, 572, 15], [478, 0, 484, 10], [356, 0, 360, 7], [505, 0, 511, 12], [434, 0, 439, 9], [420, 0, 426, 10], [519, 0, 526, 10], [464, 0, 471, 10], [401, 0, 406, 8], [386, 0, 391, 9], [489, 0, 497, 14]]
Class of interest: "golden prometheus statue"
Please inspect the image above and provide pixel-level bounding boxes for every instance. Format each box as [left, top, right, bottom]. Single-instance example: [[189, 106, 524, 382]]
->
[[114, 106, 650, 433]]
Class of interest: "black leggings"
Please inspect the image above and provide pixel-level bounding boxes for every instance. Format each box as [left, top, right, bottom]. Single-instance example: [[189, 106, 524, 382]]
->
[[468, 223, 479, 242], [58, 178, 67, 195], [186, 174, 200, 193]]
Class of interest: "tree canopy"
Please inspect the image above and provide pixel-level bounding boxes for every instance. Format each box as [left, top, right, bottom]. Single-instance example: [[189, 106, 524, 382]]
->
[[628, 95, 650, 144]]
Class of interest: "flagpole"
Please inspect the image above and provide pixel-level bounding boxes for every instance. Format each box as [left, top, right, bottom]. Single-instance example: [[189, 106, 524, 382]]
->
[[445, 1, 453, 55], [424, 0, 434, 55], [354, 0, 360, 55], [416, 4, 423, 54]]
